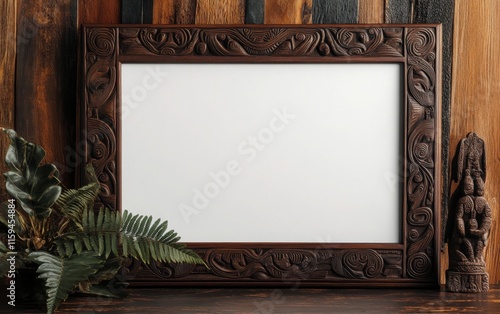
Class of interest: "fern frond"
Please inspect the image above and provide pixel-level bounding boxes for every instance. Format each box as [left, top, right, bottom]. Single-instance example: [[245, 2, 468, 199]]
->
[[121, 210, 206, 266], [55, 182, 100, 230], [54, 207, 121, 259], [29, 251, 104, 314], [53, 208, 206, 267]]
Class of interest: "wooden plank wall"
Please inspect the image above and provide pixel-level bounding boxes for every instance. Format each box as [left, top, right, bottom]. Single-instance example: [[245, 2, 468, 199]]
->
[[449, 0, 500, 283], [15, 0, 78, 188], [0, 1, 17, 200], [1, 0, 498, 284]]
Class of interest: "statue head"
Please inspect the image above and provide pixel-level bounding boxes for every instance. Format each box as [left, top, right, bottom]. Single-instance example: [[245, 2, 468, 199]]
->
[[474, 173, 485, 196]]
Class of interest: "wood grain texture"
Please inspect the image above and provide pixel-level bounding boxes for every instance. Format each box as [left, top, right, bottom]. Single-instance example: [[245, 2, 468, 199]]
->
[[6, 286, 500, 313], [245, 0, 264, 24], [143, 0, 153, 23], [358, 0, 384, 23], [450, 0, 500, 284], [152, 0, 196, 24], [15, 0, 78, 187], [312, 0, 358, 24], [385, 0, 412, 23], [0, 0, 17, 200], [195, 0, 245, 24], [264, 0, 312, 24], [121, 0, 153, 24], [122, 0, 143, 23], [410, 0, 456, 285], [78, 0, 121, 24]]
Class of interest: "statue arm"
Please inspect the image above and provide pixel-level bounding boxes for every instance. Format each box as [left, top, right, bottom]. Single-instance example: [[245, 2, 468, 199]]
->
[[469, 202, 493, 237], [456, 204, 465, 237], [479, 203, 493, 235]]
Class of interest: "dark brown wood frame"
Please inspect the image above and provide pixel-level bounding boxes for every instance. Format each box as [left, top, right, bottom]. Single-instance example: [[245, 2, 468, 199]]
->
[[80, 24, 442, 288]]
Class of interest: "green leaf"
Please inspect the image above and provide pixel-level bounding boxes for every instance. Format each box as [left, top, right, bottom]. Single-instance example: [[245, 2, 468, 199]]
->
[[0, 202, 25, 235], [52, 208, 205, 270], [31, 164, 60, 200], [2, 129, 61, 219], [104, 234, 112, 259], [64, 240, 74, 257], [56, 245, 65, 258], [96, 208, 104, 231], [76, 257, 127, 300], [55, 182, 100, 229], [121, 210, 206, 266], [4, 180, 34, 216], [3, 171, 25, 192], [4, 128, 27, 172], [35, 185, 61, 210], [25, 142, 46, 182], [74, 237, 83, 254], [29, 251, 104, 314], [0, 242, 9, 277], [111, 233, 118, 256], [86, 257, 124, 284]]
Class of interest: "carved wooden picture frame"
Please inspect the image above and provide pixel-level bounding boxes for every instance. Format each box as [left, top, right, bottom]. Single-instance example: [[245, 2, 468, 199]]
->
[[81, 24, 442, 287]]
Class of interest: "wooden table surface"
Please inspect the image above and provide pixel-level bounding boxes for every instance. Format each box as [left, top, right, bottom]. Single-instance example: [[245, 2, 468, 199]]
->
[[3, 285, 500, 313]]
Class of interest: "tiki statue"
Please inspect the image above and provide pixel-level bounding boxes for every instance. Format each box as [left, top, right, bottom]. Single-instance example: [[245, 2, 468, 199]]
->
[[446, 132, 492, 292]]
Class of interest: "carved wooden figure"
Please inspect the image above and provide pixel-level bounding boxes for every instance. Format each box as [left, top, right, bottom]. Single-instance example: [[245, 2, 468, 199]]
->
[[446, 132, 492, 292]]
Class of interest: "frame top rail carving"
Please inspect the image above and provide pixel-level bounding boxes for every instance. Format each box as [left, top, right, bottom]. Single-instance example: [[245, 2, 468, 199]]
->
[[117, 26, 405, 58]]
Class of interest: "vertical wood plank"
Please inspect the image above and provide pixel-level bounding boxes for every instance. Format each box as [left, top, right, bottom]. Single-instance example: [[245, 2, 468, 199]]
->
[[152, 0, 197, 24], [195, 0, 245, 24], [312, 0, 358, 24], [16, 0, 78, 187], [411, 0, 456, 284], [122, 0, 153, 24], [245, 0, 264, 24], [143, 0, 153, 23], [78, 0, 121, 24], [122, 0, 143, 23], [0, 0, 17, 199], [450, 0, 500, 284], [264, 0, 312, 24], [358, 0, 384, 23], [385, 0, 412, 23]]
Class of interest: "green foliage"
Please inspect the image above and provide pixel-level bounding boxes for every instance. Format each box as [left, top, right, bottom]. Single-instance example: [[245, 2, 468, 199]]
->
[[0, 128, 206, 313], [54, 207, 122, 258], [78, 257, 128, 299], [2, 129, 61, 219], [122, 210, 206, 265], [54, 208, 206, 266], [55, 179, 100, 230], [30, 251, 105, 314], [0, 241, 9, 277], [0, 202, 24, 235]]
